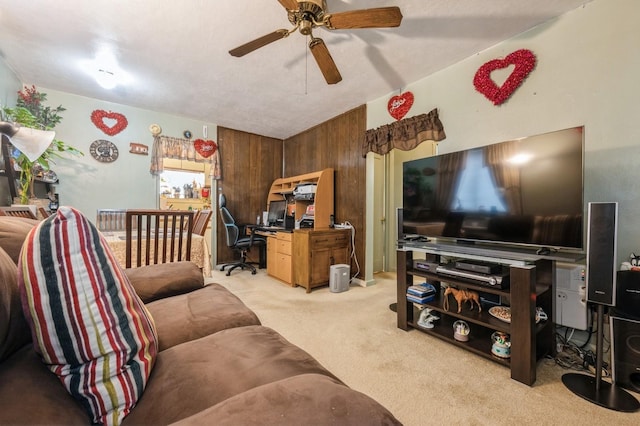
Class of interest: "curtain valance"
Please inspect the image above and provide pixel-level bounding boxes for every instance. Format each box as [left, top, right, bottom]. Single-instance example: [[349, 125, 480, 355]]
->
[[150, 135, 221, 179], [362, 108, 446, 157]]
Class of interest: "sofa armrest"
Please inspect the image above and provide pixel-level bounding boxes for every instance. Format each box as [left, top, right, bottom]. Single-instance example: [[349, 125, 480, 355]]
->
[[124, 261, 204, 303]]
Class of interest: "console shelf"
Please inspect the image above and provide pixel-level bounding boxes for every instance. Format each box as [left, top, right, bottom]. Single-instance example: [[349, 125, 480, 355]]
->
[[397, 247, 555, 386]]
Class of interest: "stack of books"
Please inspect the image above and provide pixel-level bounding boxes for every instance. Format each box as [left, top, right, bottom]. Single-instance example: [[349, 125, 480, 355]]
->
[[406, 283, 436, 305]]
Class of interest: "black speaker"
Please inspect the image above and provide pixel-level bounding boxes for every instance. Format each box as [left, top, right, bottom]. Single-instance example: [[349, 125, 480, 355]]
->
[[615, 271, 640, 320], [586, 202, 618, 306], [610, 315, 640, 393]]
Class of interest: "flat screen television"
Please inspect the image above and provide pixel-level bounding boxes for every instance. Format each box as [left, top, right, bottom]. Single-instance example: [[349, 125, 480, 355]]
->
[[267, 200, 287, 226], [402, 126, 584, 251]]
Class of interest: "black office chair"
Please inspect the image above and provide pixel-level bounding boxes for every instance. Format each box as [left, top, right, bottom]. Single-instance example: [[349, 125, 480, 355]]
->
[[219, 194, 266, 275]]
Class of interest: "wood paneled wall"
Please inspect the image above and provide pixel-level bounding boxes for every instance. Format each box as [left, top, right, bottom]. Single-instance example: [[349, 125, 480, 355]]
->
[[215, 105, 367, 279], [284, 105, 367, 278], [216, 127, 283, 264]]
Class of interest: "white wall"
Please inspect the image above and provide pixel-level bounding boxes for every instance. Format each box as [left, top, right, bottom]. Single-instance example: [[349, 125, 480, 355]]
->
[[19, 88, 218, 220], [0, 61, 20, 109], [366, 0, 640, 276]]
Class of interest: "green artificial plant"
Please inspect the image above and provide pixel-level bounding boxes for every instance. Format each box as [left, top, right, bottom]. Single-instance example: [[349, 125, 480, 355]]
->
[[1, 85, 82, 204]]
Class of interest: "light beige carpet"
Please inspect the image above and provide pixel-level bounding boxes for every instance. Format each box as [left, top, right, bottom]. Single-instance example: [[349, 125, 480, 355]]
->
[[208, 269, 640, 425]]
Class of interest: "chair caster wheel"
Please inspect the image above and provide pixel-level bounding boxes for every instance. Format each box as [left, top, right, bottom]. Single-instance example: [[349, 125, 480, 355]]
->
[[226, 271, 231, 276], [251, 270, 257, 275]]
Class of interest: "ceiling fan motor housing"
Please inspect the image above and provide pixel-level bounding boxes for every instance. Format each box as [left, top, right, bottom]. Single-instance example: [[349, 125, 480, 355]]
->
[[288, 0, 327, 34]]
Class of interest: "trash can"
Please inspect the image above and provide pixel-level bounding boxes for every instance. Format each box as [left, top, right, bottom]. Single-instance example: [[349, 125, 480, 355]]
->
[[329, 264, 350, 293]]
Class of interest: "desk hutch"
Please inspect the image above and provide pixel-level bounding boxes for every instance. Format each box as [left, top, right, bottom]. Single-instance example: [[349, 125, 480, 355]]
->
[[262, 168, 350, 292]]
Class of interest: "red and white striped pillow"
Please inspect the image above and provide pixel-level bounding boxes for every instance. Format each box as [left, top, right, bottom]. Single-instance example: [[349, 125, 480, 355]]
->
[[18, 206, 158, 426]]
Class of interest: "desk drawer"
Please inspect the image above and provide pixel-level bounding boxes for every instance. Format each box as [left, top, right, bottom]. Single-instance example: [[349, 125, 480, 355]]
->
[[277, 240, 292, 255], [277, 232, 292, 255], [310, 234, 349, 250]]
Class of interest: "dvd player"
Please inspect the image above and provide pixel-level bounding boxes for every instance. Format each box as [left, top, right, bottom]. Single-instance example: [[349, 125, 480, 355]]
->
[[436, 263, 510, 288], [454, 260, 501, 275]]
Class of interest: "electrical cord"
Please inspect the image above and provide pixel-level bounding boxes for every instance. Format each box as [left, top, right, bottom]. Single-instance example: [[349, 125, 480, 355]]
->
[[342, 221, 361, 281], [554, 328, 611, 377]]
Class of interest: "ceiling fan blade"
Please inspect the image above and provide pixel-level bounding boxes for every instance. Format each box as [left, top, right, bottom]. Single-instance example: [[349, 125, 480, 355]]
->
[[326, 7, 403, 29], [309, 38, 342, 85], [277, 0, 299, 11], [229, 29, 290, 57]]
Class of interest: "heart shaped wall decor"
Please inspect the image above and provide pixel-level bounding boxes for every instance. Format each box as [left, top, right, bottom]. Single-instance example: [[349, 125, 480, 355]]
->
[[387, 92, 414, 120], [473, 49, 537, 106], [194, 139, 217, 158], [91, 110, 129, 136]]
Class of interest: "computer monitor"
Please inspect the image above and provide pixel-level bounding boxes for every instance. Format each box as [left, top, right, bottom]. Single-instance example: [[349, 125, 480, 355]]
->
[[267, 200, 286, 226]]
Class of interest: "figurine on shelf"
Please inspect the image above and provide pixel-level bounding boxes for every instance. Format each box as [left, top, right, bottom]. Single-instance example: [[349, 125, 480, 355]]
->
[[183, 183, 193, 199], [443, 286, 482, 313], [417, 308, 439, 329]]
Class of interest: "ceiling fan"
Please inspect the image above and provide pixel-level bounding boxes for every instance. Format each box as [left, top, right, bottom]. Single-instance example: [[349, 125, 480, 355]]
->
[[229, 0, 403, 84]]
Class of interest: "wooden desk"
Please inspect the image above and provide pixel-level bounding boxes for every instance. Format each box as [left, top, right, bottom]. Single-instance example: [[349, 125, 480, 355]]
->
[[101, 231, 211, 276], [293, 228, 350, 293], [258, 228, 350, 292]]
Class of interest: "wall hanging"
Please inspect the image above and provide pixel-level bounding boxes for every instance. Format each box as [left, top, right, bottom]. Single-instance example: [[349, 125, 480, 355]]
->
[[473, 49, 537, 106], [129, 143, 149, 155], [89, 139, 119, 163], [91, 109, 129, 136], [387, 91, 414, 120], [194, 139, 217, 158]]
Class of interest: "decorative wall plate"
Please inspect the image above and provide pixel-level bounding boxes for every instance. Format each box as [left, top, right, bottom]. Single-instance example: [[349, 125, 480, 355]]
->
[[89, 139, 119, 163]]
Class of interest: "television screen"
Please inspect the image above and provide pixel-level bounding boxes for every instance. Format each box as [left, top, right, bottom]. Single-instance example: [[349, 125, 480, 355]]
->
[[267, 200, 287, 226], [402, 126, 584, 251]]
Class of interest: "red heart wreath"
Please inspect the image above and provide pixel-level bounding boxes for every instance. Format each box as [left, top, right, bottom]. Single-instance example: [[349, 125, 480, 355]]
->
[[194, 139, 217, 158], [91, 110, 129, 136], [387, 92, 414, 120], [473, 49, 537, 106]]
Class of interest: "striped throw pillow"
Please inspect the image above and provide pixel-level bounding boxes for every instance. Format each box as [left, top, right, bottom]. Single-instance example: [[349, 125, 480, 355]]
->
[[18, 207, 158, 426]]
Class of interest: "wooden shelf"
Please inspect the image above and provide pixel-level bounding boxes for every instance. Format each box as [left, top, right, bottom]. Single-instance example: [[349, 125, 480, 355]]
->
[[397, 248, 555, 386], [409, 314, 511, 367]]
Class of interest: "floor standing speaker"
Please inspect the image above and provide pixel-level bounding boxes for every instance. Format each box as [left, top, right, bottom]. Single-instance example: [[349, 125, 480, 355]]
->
[[610, 315, 640, 393], [586, 202, 618, 306], [563, 201, 639, 412]]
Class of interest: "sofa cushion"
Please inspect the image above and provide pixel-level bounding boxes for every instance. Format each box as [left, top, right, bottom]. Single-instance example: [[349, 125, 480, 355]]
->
[[0, 216, 39, 263], [146, 283, 260, 351], [0, 246, 30, 362], [124, 261, 204, 303], [0, 345, 89, 425], [123, 325, 341, 425], [173, 374, 401, 426], [18, 206, 158, 426]]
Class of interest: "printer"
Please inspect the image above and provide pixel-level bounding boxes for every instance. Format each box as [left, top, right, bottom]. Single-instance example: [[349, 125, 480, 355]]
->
[[299, 204, 315, 228], [293, 182, 317, 200]]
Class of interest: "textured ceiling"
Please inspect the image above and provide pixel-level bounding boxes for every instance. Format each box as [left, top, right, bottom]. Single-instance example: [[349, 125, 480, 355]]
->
[[0, 0, 589, 139]]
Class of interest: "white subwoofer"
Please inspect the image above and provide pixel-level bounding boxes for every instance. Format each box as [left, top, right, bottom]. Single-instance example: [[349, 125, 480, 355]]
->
[[329, 264, 350, 293]]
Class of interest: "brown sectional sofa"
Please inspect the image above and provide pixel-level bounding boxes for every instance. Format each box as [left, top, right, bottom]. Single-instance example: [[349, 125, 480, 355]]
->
[[0, 216, 400, 425]]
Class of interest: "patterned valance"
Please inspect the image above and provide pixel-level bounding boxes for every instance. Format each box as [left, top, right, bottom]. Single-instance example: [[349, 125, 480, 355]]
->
[[362, 108, 446, 157], [150, 136, 221, 179]]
